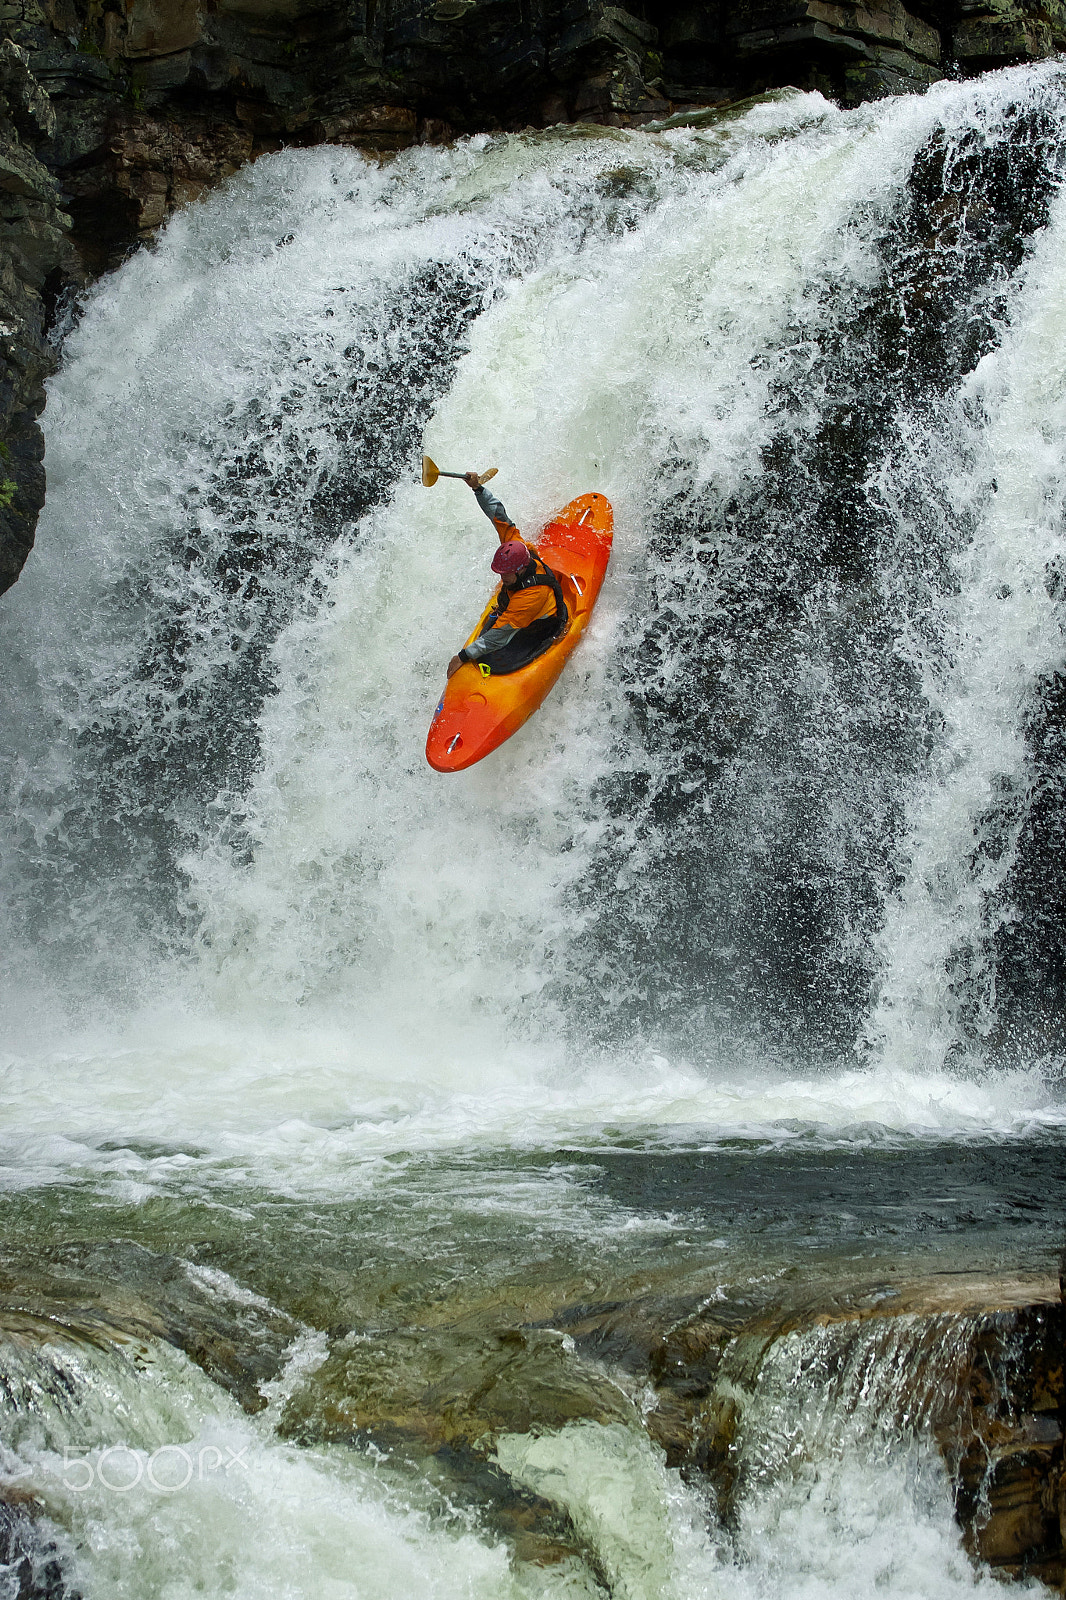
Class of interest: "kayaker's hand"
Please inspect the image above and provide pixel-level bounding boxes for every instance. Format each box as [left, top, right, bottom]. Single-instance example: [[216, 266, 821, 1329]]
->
[[464, 472, 480, 488], [446, 655, 463, 679]]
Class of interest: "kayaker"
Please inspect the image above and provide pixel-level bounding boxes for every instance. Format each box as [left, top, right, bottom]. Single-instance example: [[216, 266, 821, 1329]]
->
[[446, 473, 568, 678]]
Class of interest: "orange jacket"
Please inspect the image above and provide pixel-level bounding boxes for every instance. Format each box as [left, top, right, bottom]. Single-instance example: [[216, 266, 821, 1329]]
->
[[461, 485, 563, 660], [484, 567, 559, 631]]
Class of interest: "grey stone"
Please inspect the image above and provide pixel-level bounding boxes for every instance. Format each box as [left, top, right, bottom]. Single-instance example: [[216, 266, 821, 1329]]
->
[[0, 140, 54, 196]]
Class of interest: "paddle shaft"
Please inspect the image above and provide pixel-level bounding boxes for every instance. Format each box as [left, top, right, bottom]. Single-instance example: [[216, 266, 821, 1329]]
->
[[422, 455, 497, 487]]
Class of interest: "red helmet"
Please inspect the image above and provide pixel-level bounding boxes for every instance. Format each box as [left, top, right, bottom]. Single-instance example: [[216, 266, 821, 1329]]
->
[[491, 540, 529, 575]]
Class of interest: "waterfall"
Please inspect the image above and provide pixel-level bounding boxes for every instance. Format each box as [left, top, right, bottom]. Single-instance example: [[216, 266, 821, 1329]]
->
[[5, 70, 1066, 1088], [867, 177, 1066, 1071], [3, 63, 1066, 1600]]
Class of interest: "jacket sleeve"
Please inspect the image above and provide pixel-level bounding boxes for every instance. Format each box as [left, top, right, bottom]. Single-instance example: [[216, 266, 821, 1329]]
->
[[474, 483, 522, 544], [459, 484, 530, 661], [463, 623, 519, 660]]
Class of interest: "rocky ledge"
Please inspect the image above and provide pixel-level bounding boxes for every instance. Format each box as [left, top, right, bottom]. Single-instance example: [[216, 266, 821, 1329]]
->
[[2, 0, 1066, 592], [282, 1268, 1066, 1586], [0, 33, 68, 593], [2, 1242, 1065, 1587]]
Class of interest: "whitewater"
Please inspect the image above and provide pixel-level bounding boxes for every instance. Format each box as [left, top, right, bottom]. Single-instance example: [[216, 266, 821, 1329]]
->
[[2, 61, 1066, 1600]]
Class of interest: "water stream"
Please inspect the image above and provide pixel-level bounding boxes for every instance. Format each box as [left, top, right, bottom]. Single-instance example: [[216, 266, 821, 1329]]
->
[[2, 62, 1066, 1598]]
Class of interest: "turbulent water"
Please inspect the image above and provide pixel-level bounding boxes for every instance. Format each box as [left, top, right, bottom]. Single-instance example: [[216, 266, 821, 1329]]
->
[[3, 61, 1066, 1600]]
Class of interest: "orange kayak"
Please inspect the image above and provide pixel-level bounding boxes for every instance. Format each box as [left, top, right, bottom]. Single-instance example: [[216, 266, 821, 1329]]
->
[[426, 492, 614, 772]]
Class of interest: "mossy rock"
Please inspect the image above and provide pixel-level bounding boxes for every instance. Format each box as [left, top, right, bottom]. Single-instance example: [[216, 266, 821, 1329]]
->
[[279, 1322, 637, 1454]]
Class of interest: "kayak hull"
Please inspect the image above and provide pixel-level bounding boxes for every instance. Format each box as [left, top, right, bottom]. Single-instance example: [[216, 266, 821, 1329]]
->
[[426, 492, 614, 773]]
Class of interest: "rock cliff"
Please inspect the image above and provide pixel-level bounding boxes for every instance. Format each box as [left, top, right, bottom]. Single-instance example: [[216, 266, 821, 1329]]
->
[[0, 31, 68, 593], [1, 0, 1065, 592]]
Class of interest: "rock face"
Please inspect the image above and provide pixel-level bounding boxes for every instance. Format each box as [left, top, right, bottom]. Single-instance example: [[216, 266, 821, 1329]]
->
[[0, 30, 69, 594], [1, 0, 1065, 593]]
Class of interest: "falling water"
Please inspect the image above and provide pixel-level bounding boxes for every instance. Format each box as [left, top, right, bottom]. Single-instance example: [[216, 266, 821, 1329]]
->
[[2, 61, 1066, 1600]]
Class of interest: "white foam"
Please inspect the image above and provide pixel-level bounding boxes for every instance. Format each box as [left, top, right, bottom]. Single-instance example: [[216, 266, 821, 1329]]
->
[[0, 1009, 1061, 1196]]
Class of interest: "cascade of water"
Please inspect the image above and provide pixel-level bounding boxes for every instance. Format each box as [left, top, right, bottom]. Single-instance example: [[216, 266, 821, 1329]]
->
[[866, 176, 1066, 1072], [0, 1321, 592, 1600], [0, 1292, 1026, 1600], [1, 67, 1066, 1133], [491, 1311, 1022, 1600], [710, 1314, 1006, 1596]]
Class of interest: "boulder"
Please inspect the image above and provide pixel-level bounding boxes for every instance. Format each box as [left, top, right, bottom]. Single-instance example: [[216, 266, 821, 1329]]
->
[[0, 1239, 302, 1411]]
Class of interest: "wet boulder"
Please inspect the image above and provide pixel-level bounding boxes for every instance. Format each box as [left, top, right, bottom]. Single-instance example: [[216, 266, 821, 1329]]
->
[[278, 1320, 637, 1455], [0, 1239, 301, 1413]]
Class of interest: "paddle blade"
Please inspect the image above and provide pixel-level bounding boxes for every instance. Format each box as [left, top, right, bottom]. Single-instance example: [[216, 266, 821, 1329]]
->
[[422, 455, 440, 487], [477, 468, 498, 485]]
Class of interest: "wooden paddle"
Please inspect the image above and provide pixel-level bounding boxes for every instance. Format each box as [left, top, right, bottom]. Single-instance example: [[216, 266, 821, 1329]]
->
[[422, 455, 498, 488]]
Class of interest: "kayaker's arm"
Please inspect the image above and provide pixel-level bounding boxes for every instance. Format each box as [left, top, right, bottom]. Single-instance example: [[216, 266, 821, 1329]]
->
[[456, 587, 548, 666], [444, 473, 531, 678], [461, 625, 520, 662], [464, 471, 521, 543]]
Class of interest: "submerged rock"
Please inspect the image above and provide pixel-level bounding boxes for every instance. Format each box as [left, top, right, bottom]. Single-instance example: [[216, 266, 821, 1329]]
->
[[278, 1320, 636, 1453], [0, 1238, 301, 1412]]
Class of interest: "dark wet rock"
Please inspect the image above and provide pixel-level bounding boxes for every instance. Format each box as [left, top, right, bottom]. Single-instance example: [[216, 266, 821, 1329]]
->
[[0, 1239, 300, 1412], [940, 1296, 1066, 1585], [276, 1317, 637, 1574], [0, 1491, 80, 1600], [414, 1445, 601, 1572], [0, 30, 71, 596]]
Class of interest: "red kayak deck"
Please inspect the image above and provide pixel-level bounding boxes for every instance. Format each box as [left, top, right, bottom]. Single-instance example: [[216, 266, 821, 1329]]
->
[[426, 492, 614, 773]]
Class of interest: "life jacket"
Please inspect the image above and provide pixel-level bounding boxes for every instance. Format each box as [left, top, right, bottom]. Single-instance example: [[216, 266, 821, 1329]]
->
[[482, 552, 568, 636]]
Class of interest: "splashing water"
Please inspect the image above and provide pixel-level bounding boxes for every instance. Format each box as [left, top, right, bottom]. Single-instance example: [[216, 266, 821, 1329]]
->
[[2, 61, 1066, 1600]]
